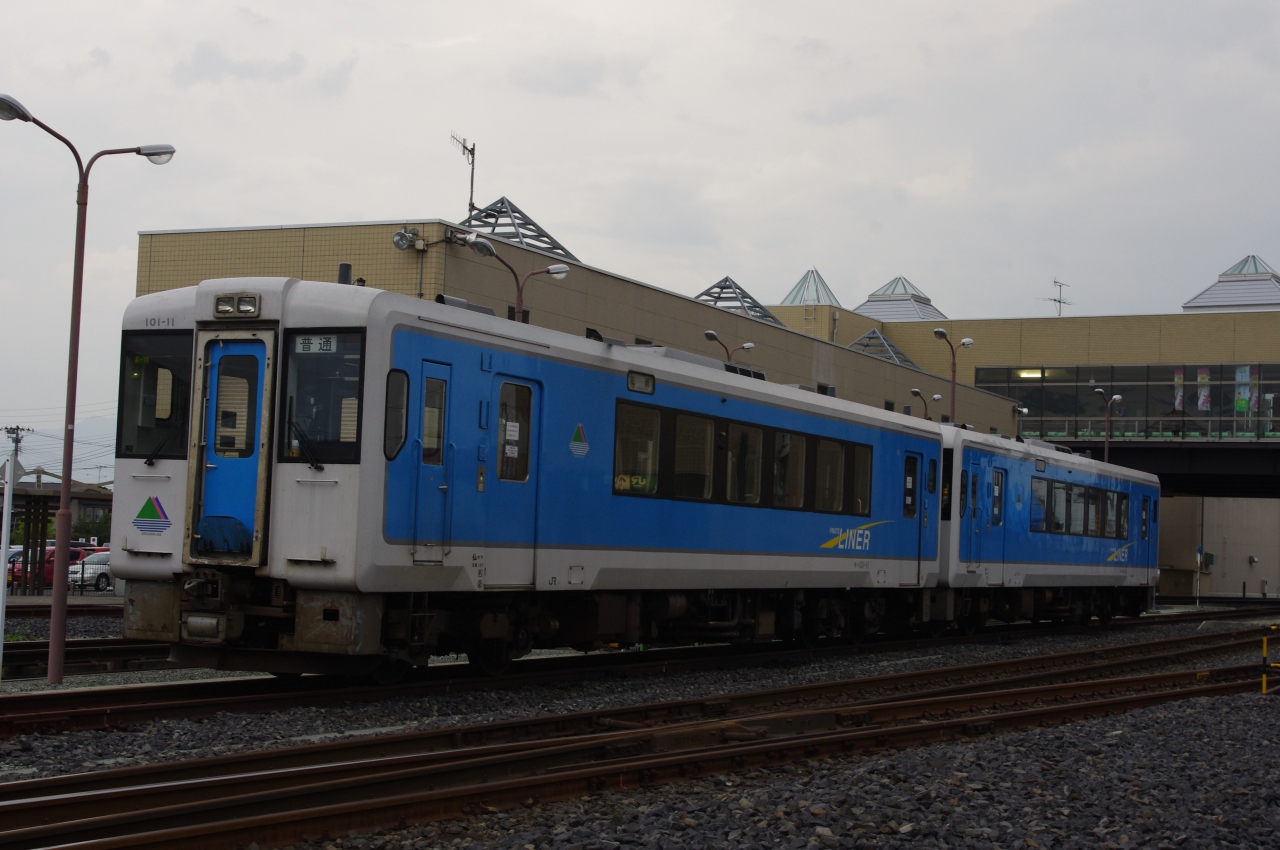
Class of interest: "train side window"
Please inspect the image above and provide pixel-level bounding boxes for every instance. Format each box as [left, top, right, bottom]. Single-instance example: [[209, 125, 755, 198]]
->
[[383, 370, 409, 460], [422, 378, 446, 465], [1050, 481, 1067, 533], [673, 414, 713, 499], [959, 469, 968, 516], [773, 432, 806, 508], [902, 454, 918, 518], [1117, 493, 1129, 539], [851, 444, 873, 515], [498, 383, 533, 482], [1104, 491, 1118, 538], [1069, 484, 1086, 535], [613, 402, 660, 494], [990, 469, 1004, 527], [726, 423, 763, 504], [1030, 477, 1047, 532], [815, 440, 844, 512], [941, 449, 953, 520], [1086, 488, 1102, 536], [1141, 496, 1150, 540], [927, 458, 937, 494]]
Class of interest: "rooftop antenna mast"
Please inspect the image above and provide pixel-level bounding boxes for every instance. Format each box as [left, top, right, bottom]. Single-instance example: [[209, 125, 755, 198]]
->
[[451, 132, 477, 213], [1043, 277, 1072, 317]]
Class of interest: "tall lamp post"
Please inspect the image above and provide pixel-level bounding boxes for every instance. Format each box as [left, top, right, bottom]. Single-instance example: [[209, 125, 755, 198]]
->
[[463, 233, 569, 321], [703, 330, 754, 362], [1093, 387, 1123, 463], [932, 328, 973, 424], [911, 388, 942, 420], [1, 94, 174, 684]]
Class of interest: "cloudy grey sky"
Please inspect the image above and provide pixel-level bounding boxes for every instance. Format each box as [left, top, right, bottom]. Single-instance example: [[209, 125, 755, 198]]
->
[[4, 1, 1280, 477]]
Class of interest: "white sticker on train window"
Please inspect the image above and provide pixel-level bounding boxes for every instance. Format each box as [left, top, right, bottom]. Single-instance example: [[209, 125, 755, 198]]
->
[[505, 422, 520, 441], [504, 444, 519, 458], [294, 335, 336, 354]]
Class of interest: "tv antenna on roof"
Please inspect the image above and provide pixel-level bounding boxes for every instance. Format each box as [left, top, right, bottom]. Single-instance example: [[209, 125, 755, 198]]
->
[[1043, 277, 1072, 316], [451, 132, 477, 213]]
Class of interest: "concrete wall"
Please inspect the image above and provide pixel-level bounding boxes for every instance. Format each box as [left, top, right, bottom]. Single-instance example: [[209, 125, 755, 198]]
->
[[1157, 496, 1280, 597]]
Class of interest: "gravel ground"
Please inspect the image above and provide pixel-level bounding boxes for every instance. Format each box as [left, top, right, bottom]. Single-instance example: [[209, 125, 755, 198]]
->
[[286, 692, 1279, 850], [3, 616, 123, 642], [0, 617, 1272, 785]]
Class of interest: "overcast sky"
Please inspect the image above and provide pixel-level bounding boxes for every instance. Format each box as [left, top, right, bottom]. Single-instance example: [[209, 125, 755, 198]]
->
[[5, 1, 1280, 477]]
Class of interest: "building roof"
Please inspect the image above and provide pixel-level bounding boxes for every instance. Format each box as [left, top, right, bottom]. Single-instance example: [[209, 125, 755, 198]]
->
[[852, 276, 948, 322], [780, 268, 843, 307], [847, 328, 920, 368], [696, 277, 785, 325], [1182, 255, 1280, 312], [459, 197, 578, 261]]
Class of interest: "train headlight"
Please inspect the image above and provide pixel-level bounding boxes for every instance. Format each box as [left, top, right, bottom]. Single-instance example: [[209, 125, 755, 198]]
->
[[237, 296, 258, 315], [213, 293, 260, 318], [215, 296, 235, 315]]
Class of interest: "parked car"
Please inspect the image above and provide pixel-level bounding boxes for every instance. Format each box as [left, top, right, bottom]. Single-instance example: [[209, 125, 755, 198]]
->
[[6, 546, 90, 589], [72, 551, 113, 592]]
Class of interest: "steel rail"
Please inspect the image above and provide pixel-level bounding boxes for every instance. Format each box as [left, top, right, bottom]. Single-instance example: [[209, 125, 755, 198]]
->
[[2, 602, 123, 620], [0, 639, 172, 679]]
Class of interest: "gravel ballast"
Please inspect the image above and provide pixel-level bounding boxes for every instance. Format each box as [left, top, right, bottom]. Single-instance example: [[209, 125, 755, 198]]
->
[[3, 616, 123, 642]]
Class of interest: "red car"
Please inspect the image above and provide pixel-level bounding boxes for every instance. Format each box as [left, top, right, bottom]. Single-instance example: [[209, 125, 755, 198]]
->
[[6, 547, 90, 589]]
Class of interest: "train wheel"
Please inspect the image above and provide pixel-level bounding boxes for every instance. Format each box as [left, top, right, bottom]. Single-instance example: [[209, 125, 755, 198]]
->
[[467, 639, 512, 676]]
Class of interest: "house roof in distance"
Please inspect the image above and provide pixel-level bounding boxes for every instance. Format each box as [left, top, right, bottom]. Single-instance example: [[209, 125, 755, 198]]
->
[[460, 197, 578, 261], [780, 268, 843, 307], [1183, 255, 1280, 312], [696, 276, 784, 325], [852, 276, 948, 322]]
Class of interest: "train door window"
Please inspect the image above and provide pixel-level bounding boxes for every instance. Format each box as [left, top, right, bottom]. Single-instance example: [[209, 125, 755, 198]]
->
[[990, 470, 1004, 527], [1116, 493, 1129, 539], [1104, 491, 1118, 538], [1069, 484, 1086, 535], [673, 414, 713, 499], [422, 378, 446, 465], [773, 432, 806, 508], [902, 454, 918, 518], [1050, 481, 1067, 533], [726, 423, 763, 504], [851, 444, 873, 515], [1086, 488, 1102, 536], [613, 402, 660, 494], [383, 370, 409, 460], [1030, 477, 1047, 532], [498, 383, 533, 482], [941, 449, 953, 520], [815, 440, 844, 512], [927, 458, 937, 494], [1141, 497, 1150, 540], [1152, 498, 1158, 523], [959, 469, 969, 516], [971, 472, 979, 515], [213, 356, 257, 458]]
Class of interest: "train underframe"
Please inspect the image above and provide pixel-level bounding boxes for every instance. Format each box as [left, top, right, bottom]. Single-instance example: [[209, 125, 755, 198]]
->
[[127, 570, 1155, 680]]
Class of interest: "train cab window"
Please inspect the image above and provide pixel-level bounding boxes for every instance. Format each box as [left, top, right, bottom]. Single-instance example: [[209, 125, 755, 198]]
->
[[1069, 484, 1086, 535], [959, 469, 968, 517], [902, 455, 919, 519], [852, 444, 873, 515], [927, 458, 937, 495], [673, 414, 713, 499], [726, 424, 763, 504], [422, 378, 446, 465], [213, 356, 258, 458], [117, 330, 193, 460], [1117, 493, 1129, 539], [773, 432, 806, 508], [1104, 491, 1118, 538], [990, 470, 1004, 527], [281, 331, 364, 464], [1030, 477, 1047, 532], [613, 402, 660, 494], [498, 383, 533, 482], [815, 440, 844, 512], [1086, 488, 1102, 536], [1050, 481, 1067, 533], [383, 371, 409, 460], [1141, 496, 1150, 540]]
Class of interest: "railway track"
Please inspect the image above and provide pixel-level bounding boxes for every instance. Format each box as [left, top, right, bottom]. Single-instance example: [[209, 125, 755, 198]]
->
[[0, 629, 1265, 850], [2, 602, 123, 620], [0, 607, 1273, 738], [0, 639, 174, 680]]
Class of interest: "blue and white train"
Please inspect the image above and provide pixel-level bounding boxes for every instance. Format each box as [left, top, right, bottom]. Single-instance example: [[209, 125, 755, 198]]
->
[[110, 276, 1159, 677]]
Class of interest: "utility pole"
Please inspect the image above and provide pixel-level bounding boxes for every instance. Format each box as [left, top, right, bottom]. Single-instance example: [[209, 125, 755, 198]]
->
[[0, 426, 32, 690]]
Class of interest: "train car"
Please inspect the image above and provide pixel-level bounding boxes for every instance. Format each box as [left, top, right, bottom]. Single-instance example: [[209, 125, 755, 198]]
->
[[111, 276, 945, 677], [935, 428, 1160, 630]]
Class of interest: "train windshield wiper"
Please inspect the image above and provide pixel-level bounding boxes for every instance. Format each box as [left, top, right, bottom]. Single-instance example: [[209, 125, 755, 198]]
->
[[143, 432, 171, 466], [289, 419, 325, 471]]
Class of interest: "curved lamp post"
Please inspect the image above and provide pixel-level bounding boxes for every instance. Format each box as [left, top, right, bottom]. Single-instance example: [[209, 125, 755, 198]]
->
[[1, 94, 174, 684], [911, 388, 943, 420], [464, 233, 569, 322], [704, 330, 754, 362], [1093, 387, 1123, 463], [932, 328, 973, 425]]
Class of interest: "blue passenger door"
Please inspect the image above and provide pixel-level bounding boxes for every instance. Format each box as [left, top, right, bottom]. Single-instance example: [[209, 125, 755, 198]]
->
[[985, 467, 1007, 585], [486, 378, 540, 588], [903, 452, 923, 584], [413, 361, 452, 563], [196, 339, 266, 558], [967, 458, 983, 573]]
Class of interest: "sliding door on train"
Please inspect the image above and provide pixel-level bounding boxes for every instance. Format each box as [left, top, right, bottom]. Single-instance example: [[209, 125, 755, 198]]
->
[[413, 360, 453, 564], [485, 378, 540, 588], [965, 457, 1008, 586], [903, 452, 923, 585]]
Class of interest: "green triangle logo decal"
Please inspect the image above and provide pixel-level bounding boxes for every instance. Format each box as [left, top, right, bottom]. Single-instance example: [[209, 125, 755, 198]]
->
[[572, 424, 586, 443], [569, 423, 589, 457], [136, 498, 162, 520]]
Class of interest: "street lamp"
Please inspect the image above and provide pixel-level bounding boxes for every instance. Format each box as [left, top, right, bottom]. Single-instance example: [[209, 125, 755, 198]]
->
[[910, 388, 943, 420], [1, 93, 174, 684], [703, 330, 754, 362], [464, 233, 569, 322], [1093, 387, 1123, 463], [932, 328, 973, 424]]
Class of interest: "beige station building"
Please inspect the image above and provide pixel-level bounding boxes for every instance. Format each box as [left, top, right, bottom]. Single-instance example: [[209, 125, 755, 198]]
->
[[135, 199, 1280, 600]]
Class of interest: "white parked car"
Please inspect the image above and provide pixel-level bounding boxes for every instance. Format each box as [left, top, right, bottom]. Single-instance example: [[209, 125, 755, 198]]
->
[[72, 551, 113, 592]]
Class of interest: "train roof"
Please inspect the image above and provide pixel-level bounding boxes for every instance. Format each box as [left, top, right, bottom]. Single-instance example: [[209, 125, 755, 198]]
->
[[945, 427, 1160, 488]]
